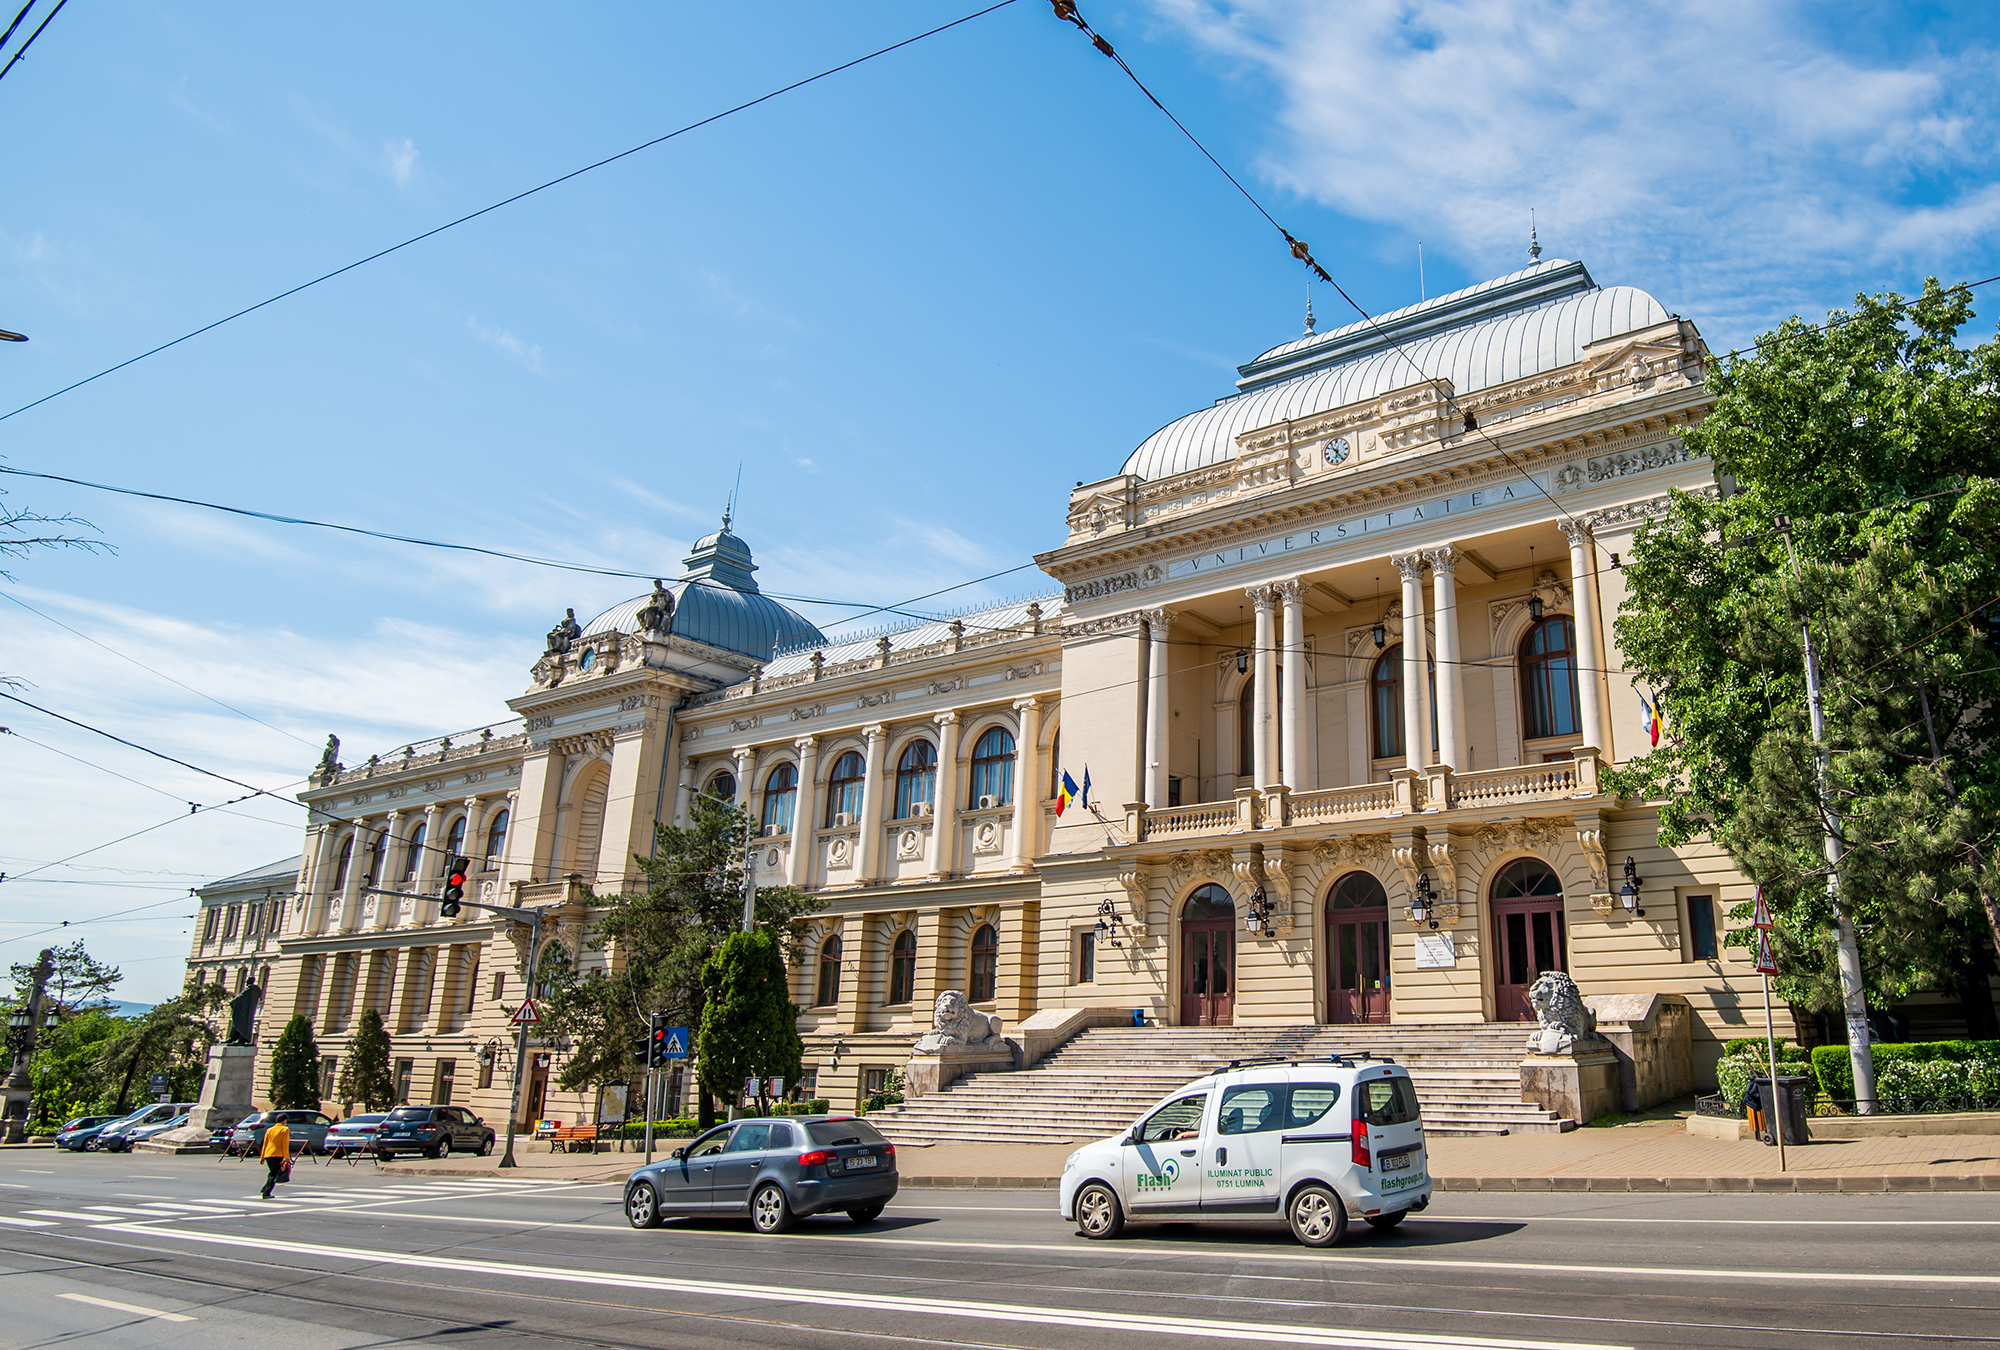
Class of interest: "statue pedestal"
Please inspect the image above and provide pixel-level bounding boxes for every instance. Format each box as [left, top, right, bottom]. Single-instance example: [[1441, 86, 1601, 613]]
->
[[1520, 1038, 1621, 1126], [905, 1044, 1018, 1098], [137, 1044, 258, 1154]]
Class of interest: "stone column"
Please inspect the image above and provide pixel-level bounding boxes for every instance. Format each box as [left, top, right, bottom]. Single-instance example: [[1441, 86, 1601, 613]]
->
[[732, 746, 758, 814], [305, 823, 337, 933], [1393, 552, 1430, 771], [458, 797, 482, 903], [1561, 519, 1609, 754], [1008, 697, 1043, 873], [372, 811, 400, 930], [1277, 580, 1306, 790], [509, 744, 566, 884], [1143, 611, 1175, 809], [414, 803, 442, 923], [855, 725, 888, 884], [1426, 545, 1466, 772], [836, 913, 869, 1035], [787, 737, 820, 890], [671, 756, 695, 830], [1246, 584, 1280, 788], [929, 712, 962, 879], [336, 822, 366, 934]]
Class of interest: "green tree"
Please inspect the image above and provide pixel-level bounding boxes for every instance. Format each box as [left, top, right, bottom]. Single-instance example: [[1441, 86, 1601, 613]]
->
[[27, 1006, 122, 1128], [1613, 279, 2000, 1046], [9, 940, 121, 1019], [697, 930, 803, 1116], [268, 1014, 322, 1110], [97, 982, 229, 1113], [589, 792, 822, 1126], [334, 1009, 395, 1111]]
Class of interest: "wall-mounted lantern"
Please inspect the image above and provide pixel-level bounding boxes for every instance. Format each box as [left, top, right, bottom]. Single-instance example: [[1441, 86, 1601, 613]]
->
[[1619, 856, 1645, 917]]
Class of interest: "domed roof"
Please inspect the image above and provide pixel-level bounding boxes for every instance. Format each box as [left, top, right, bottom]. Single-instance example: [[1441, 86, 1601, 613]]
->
[[582, 521, 825, 663], [1122, 259, 1675, 481]]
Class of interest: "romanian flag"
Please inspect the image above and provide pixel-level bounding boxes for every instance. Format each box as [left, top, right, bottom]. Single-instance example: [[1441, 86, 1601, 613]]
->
[[1057, 770, 1080, 816], [1638, 689, 1663, 747]]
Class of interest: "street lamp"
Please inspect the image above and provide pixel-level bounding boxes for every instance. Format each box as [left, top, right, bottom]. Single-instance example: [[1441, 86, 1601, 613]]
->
[[1093, 897, 1124, 948], [1410, 873, 1438, 929], [1244, 887, 1271, 936], [1372, 620, 1387, 650], [1619, 857, 1645, 917]]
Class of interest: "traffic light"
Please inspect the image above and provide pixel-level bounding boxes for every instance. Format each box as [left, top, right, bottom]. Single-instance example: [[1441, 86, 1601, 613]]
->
[[631, 1032, 652, 1067], [648, 1013, 671, 1067], [440, 856, 469, 917]]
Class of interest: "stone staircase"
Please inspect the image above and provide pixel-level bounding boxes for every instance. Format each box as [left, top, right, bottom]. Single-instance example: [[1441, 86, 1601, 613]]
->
[[868, 1023, 1569, 1145]]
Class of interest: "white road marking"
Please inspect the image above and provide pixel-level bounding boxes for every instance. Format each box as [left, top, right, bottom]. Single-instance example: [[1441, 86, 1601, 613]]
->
[[89, 1224, 1624, 1350], [124, 1175, 175, 1180], [1432, 1214, 2000, 1228], [0, 1182, 26, 1188], [0, 1215, 55, 1227], [57, 1292, 195, 1322], [113, 1193, 175, 1200], [15, 1169, 53, 1174], [83, 1205, 179, 1216], [24, 1209, 113, 1221]]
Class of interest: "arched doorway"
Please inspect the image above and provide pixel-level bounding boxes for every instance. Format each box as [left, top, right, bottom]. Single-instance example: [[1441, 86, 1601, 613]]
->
[[1326, 872, 1391, 1024], [1491, 858, 1567, 1021], [1180, 885, 1235, 1026]]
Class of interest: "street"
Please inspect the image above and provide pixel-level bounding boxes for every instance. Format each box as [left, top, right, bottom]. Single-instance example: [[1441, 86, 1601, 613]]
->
[[2, 1151, 1997, 1349]]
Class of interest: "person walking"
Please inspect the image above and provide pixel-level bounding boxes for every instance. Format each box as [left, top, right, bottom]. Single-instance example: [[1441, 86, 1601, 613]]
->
[[259, 1114, 292, 1199]]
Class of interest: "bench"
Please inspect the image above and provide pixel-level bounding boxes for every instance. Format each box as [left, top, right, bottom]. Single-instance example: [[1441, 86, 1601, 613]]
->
[[545, 1124, 600, 1153]]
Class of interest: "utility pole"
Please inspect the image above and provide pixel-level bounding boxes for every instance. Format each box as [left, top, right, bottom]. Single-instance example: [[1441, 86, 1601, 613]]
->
[[742, 831, 758, 933], [3, 947, 54, 1143], [1776, 516, 1878, 1112]]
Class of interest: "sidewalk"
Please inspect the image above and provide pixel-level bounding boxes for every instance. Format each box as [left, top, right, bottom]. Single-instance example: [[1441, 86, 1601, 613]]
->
[[370, 1121, 2000, 1192]]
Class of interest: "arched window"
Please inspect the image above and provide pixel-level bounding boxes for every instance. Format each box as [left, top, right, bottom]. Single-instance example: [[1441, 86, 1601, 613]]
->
[[1182, 884, 1235, 921], [970, 728, 1015, 807], [1492, 856, 1564, 903], [816, 934, 842, 1007], [444, 815, 467, 863], [1048, 730, 1062, 797], [1520, 616, 1581, 740], [895, 740, 937, 818], [826, 751, 866, 825], [1328, 871, 1389, 910], [889, 930, 917, 1004], [365, 832, 387, 885], [705, 771, 737, 802], [762, 763, 797, 834], [1370, 645, 1438, 760], [401, 823, 426, 883], [484, 809, 509, 866], [968, 924, 999, 1002], [332, 838, 354, 892]]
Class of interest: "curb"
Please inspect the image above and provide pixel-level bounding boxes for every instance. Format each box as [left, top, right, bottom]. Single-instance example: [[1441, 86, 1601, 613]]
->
[[1432, 1174, 2000, 1194], [901, 1176, 1061, 1190]]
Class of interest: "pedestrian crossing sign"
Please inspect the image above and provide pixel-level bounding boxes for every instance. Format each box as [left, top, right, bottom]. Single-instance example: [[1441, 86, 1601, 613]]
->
[[662, 1028, 688, 1059], [1755, 928, 1778, 976]]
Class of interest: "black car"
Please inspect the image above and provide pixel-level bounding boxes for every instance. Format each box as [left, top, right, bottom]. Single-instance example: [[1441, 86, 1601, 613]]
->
[[54, 1115, 123, 1151], [624, 1115, 898, 1234], [374, 1105, 495, 1159]]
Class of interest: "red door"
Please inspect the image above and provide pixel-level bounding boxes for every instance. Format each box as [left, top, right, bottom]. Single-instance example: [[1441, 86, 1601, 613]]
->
[[1329, 914, 1390, 1023], [1490, 858, 1569, 1022], [1182, 922, 1235, 1026]]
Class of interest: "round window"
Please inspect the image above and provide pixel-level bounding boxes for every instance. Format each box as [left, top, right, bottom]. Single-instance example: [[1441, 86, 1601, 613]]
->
[[577, 648, 596, 671]]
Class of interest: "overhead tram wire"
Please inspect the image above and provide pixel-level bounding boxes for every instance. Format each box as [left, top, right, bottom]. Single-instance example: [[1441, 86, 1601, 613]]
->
[[0, 2, 36, 55], [0, 0, 61, 85], [0, 0, 1022, 427]]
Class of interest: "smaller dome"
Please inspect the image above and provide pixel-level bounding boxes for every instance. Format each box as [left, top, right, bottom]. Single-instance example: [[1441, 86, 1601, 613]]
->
[[581, 521, 824, 664]]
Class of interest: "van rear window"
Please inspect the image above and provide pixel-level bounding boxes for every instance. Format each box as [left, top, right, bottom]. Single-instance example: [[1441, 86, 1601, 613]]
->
[[805, 1119, 886, 1146], [1357, 1076, 1420, 1126], [1286, 1084, 1342, 1127]]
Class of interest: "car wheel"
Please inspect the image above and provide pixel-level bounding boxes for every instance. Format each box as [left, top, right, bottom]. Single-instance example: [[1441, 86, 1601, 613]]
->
[[847, 1202, 886, 1223], [750, 1182, 795, 1234], [1365, 1211, 1406, 1230], [1287, 1184, 1347, 1248], [436, 1137, 452, 1159], [625, 1180, 664, 1229], [376, 1150, 393, 1163], [1074, 1182, 1124, 1240], [478, 1135, 494, 1157]]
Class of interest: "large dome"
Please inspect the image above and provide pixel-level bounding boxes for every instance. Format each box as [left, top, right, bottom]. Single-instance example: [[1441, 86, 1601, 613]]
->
[[582, 522, 824, 663], [1123, 259, 1674, 481]]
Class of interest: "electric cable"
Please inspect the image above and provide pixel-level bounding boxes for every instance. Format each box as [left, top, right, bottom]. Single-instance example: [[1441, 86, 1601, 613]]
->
[[0, 1, 36, 54], [0, 0, 1022, 427], [0, 689, 297, 807], [0, 0, 61, 85]]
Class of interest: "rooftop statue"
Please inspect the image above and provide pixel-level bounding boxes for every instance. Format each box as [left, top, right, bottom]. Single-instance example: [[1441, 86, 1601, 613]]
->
[[545, 608, 583, 656]]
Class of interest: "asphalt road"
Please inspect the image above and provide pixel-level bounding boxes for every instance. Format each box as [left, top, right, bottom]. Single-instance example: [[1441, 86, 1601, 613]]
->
[[2, 1149, 1997, 1349]]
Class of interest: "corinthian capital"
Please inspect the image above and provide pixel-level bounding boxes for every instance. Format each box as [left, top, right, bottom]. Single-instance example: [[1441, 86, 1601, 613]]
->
[[1139, 607, 1178, 632], [1391, 551, 1427, 581], [1273, 578, 1305, 603], [1423, 544, 1459, 576], [1244, 583, 1279, 609], [1559, 518, 1594, 547]]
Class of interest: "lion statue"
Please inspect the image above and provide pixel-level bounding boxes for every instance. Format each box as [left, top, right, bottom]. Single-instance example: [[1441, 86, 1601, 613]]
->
[[1526, 970, 1596, 1054], [912, 990, 1006, 1053]]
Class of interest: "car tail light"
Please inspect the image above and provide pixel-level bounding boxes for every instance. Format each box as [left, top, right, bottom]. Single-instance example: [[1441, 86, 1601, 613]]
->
[[1352, 1118, 1370, 1170], [883, 1144, 894, 1160], [797, 1150, 834, 1168]]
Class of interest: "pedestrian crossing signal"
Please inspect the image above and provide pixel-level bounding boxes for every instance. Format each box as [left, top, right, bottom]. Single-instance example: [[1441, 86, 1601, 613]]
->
[[440, 856, 469, 917]]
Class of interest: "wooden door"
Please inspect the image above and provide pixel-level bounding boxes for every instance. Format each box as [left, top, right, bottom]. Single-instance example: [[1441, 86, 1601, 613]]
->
[[1493, 903, 1566, 1022], [1329, 913, 1391, 1023], [1181, 922, 1235, 1026]]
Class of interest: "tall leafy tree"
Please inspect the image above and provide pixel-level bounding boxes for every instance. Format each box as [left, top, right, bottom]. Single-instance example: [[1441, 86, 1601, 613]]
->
[[97, 983, 229, 1113], [27, 1006, 122, 1127], [9, 940, 121, 1019], [334, 1009, 395, 1112], [267, 1014, 322, 1110], [697, 930, 803, 1116], [1613, 279, 2000, 1064]]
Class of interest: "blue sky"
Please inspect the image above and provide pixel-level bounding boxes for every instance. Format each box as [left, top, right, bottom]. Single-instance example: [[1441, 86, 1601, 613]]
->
[[3, 0, 1995, 999]]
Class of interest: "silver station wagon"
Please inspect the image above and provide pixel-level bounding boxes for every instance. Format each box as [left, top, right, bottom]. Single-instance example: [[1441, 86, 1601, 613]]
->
[[624, 1115, 899, 1234]]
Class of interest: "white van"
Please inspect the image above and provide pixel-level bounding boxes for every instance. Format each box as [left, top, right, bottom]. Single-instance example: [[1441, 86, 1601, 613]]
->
[[1058, 1054, 1430, 1247]]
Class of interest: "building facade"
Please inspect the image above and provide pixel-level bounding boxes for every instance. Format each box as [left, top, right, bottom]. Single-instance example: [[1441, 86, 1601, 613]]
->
[[222, 256, 1778, 1125]]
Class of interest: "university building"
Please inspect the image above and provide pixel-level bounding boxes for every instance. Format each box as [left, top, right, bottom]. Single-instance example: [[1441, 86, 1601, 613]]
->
[[214, 257, 1786, 1133]]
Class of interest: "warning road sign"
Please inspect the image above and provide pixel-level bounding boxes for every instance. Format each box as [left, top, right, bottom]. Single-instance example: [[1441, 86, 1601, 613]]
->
[[510, 999, 541, 1026], [1752, 886, 1772, 929], [1755, 929, 1778, 976]]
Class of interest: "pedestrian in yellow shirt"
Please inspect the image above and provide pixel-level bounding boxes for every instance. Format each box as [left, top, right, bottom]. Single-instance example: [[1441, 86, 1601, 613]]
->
[[259, 1115, 292, 1199]]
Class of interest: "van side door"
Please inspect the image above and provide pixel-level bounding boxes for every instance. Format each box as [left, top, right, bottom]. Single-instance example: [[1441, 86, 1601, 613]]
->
[[1120, 1091, 1210, 1214], [1202, 1082, 1286, 1215]]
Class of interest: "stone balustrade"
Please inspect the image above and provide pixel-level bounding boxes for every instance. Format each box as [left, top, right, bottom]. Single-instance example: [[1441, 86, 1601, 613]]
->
[[1288, 780, 1398, 825]]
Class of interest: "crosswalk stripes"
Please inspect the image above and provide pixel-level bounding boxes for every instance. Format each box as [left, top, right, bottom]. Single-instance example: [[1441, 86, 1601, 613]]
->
[[7, 1176, 599, 1228]]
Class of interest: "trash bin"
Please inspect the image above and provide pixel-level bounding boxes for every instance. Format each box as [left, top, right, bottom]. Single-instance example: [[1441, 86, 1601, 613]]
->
[[1747, 1074, 1811, 1146], [1131, 1008, 1147, 1028]]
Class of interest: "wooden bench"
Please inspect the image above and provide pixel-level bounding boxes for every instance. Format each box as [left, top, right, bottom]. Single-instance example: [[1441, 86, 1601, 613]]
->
[[545, 1124, 600, 1153]]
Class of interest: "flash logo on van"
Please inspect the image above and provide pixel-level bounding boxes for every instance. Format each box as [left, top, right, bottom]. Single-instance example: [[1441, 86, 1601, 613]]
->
[[1135, 1158, 1180, 1190]]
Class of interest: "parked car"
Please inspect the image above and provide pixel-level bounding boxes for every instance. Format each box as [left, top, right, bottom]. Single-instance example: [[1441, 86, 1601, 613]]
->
[[1059, 1054, 1430, 1247], [127, 1112, 191, 1146], [54, 1115, 123, 1151], [226, 1109, 337, 1156], [323, 1113, 388, 1157], [96, 1103, 197, 1153], [623, 1115, 898, 1234], [373, 1105, 495, 1159]]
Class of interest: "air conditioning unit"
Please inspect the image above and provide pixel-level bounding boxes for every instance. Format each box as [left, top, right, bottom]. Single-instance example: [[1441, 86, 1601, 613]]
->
[[834, 812, 854, 828], [763, 824, 781, 838], [912, 802, 932, 818], [978, 795, 998, 811]]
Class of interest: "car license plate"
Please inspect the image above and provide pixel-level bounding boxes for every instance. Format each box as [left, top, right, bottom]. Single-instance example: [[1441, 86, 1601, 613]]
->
[[1382, 1151, 1413, 1172], [843, 1155, 878, 1171]]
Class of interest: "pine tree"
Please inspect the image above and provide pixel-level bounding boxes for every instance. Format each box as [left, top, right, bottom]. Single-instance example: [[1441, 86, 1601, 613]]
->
[[697, 930, 803, 1116], [268, 1014, 321, 1110], [334, 1009, 395, 1111]]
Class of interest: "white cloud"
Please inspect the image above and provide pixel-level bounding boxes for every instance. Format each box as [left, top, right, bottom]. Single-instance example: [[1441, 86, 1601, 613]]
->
[[382, 136, 420, 187], [465, 315, 544, 374], [1151, 0, 2000, 342]]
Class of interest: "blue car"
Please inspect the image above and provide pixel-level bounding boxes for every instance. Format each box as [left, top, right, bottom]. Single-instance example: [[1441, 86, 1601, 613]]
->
[[54, 1115, 123, 1151], [624, 1115, 898, 1234]]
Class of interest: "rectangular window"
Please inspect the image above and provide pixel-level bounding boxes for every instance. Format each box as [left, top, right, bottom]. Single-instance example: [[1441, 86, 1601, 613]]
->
[[268, 899, 285, 933], [319, 1056, 339, 1100], [863, 1068, 890, 1098], [1167, 776, 1183, 808], [244, 903, 261, 938], [202, 909, 220, 941], [493, 971, 506, 1002], [223, 906, 241, 940], [1076, 930, 1095, 984], [393, 1058, 413, 1105], [433, 1059, 456, 1105], [1686, 894, 1719, 961]]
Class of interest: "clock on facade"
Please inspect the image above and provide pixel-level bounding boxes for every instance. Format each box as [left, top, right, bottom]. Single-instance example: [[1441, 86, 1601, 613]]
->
[[1324, 436, 1350, 465]]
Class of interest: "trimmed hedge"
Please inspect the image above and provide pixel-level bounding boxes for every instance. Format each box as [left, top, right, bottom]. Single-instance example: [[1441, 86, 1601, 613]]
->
[[1811, 1040, 2000, 1099], [771, 1100, 832, 1116], [1715, 1038, 1812, 1103]]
